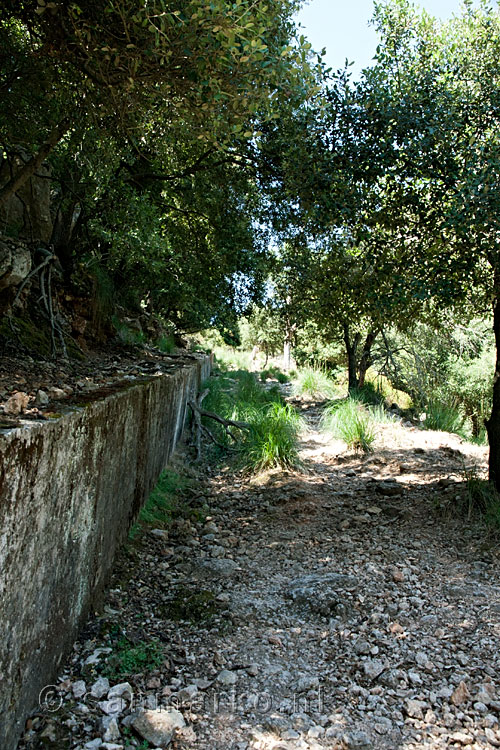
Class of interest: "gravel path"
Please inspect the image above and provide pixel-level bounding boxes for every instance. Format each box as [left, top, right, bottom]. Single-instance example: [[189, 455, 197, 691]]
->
[[19, 406, 500, 750]]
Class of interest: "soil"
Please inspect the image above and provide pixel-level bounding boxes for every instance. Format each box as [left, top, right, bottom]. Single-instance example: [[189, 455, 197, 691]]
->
[[16, 390, 500, 750], [0, 346, 201, 427]]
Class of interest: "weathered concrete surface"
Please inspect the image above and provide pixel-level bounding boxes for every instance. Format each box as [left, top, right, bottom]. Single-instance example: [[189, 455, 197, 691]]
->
[[0, 355, 210, 750]]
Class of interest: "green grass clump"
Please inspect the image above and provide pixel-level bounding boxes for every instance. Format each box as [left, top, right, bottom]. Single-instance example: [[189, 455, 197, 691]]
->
[[104, 638, 164, 680], [423, 400, 465, 433], [322, 398, 376, 453], [367, 403, 396, 424], [202, 370, 303, 471], [129, 470, 202, 539], [156, 333, 175, 353], [350, 382, 385, 406], [242, 402, 304, 471], [292, 367, 337, 400], [462, 466, 500, 528]]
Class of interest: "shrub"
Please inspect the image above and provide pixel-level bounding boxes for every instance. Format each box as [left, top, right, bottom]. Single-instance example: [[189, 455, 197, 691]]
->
[[292, 367, 337, 400], [322, 399, 376, 453], [423, 399, 465, 433]]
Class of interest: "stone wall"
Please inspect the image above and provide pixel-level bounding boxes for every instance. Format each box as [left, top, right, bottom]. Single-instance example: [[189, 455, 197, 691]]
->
[[0, 355, 211, 750]]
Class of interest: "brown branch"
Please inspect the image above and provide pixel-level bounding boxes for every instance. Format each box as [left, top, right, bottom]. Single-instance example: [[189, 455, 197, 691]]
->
[[0, 121, 69, 206]]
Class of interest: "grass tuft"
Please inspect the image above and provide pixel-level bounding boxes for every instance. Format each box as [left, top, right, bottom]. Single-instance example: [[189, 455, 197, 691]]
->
[[292, 367, 337, 400], [243, 402, 304, 471], [322, 398, 376, 453], [202, 370, 303, 471], [423, 400, 465, 433]]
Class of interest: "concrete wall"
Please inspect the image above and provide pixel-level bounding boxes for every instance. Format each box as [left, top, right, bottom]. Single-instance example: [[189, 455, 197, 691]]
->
[[0, 355, 211, 750]]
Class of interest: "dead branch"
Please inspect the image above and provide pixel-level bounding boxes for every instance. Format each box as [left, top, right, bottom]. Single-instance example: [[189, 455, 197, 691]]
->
[[188, 388, 250, 461]]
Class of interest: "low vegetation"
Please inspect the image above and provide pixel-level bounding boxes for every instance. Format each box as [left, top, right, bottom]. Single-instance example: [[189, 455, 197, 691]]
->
[[292, 367, 338, 401], [201, 368, 303, 471], [129, 469, 206, 540], [322, 398, 376, 453]]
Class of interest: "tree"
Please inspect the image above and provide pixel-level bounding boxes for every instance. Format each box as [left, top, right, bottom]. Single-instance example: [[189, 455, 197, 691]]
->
[[0, 1, 324, 339], [356, 0, 500, 485]]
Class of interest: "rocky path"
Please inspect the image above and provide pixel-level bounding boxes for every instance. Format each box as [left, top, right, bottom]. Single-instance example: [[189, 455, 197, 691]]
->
[[19, 405, 500, 750]]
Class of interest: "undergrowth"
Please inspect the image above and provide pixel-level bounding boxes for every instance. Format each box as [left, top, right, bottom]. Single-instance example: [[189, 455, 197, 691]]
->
[[104, 638, 164, 680], [322, 398, 376, 453], [292, 367, 338, 400], [128, 469, 205, 540], [462, 465, 500, 530], [202, 369, 303, 471]]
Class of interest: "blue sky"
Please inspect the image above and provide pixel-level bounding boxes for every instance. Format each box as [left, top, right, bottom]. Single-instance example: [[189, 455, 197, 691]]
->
[[295, 0, 485, 79]]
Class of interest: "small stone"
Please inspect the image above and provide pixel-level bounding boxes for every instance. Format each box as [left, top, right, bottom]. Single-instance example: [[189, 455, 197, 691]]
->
[[47, 386, 67, 400], [450, 731, 473, 745], [72, 680, 87, 698], [84, 648, 112, 666], [200, 558, 238, 577], [4, 391, 29, 415], [107, 682, 133, 701], [344, 730, 371, 748], [217, 669, 237, 686], [35, 389, 49, 406], [91, 677, 110, 699], [392, 568, 405, 583], [102, 716, 120, 742], [406, 699, 426, 719], [177, 684, 198, 702], [84, 740, 103, 750], [98, 699, 126, 716], [451, 681, 471, 706], [131, 708, 185, 747], [376, 481, 403, 496], [151, 529, 169, 539], [296, 675, 320, 692], [363, 659, 385, 680], [247, 664, 259, 677], [354, 639, 371, 655]]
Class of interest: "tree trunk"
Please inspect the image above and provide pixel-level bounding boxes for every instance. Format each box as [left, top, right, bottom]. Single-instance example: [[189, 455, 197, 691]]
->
[[0, 121, 68, 207], [357, 330, 378, 388], [283, 338, 291, 372], [486, 283, 500, 490], [344, 323, 360, 392]]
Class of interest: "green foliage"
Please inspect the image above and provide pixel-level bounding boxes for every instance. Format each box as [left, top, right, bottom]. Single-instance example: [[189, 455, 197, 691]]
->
[[322, 399, 376, 453], [242, 402, 304, 471], [377, 320, 493, 441], [292, 367, 338, 400], [129, 470, 199, 540], [239, 304, 285, 360], [104, 639, 164, 680], [423, 400, 465, 434], [202, 369, 302, 470]]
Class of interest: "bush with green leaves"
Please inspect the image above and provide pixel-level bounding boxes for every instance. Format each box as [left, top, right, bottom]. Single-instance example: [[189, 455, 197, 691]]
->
[[376, 318, 493, 441], [292, 367, 338, 400]]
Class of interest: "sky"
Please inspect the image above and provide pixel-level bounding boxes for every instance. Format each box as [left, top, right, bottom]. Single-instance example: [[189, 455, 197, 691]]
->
[[295, 0, 484, 79]]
